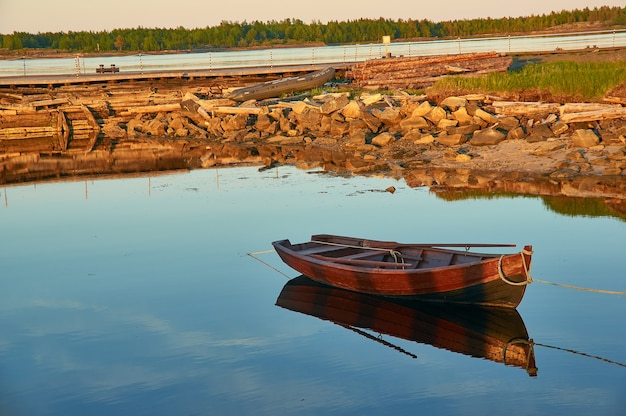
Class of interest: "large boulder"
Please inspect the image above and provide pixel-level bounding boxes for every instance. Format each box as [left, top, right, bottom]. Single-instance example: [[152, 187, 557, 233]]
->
[[474, 108, 498, 124], [440, 96, 468, 111], [527, 124, 554, 142], [255, 113, 275, 133], [221, 113, 248, 131], [572, 129, 600, 148], [330, 119, 350, 136], [399, 115, 429, 131], [320, 94, 350, 114], [424, 106, 447, 124], [496, 116, 520, 131], [452, 107, 473, 124], [436, 133, 466, 146], [412, 101, 433, 117], [372, 132, 396, 147], [295, 108, 322, 132], [446, 124, 480, 135], [102, 120, 127, 138], [145, 117, 168, 136], [470, 128, 506, 146], [373, 107, 403, 125], [551, 121, 569, 136], [507, 126, 527, 140], [342, 100, 362, 119]]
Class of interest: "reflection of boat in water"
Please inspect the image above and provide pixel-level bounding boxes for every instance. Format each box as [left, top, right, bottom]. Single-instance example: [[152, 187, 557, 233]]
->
[[276, 275, 538, 377], [228, 67, 335, 101], [272, 234, 533, 308]]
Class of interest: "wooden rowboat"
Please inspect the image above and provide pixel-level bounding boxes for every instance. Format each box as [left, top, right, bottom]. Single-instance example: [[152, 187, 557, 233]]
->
[[276, 275, 538, 376], [272, 234, 533, 308], [228, 67, 335, 101]]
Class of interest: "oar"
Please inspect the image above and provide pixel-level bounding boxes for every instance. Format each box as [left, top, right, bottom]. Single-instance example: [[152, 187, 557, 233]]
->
[[360, 241, 517, 249], [308, 237, 517, 252]]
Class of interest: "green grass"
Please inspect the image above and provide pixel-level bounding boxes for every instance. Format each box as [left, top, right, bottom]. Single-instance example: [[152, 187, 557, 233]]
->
[[430, 60, 626, 100]]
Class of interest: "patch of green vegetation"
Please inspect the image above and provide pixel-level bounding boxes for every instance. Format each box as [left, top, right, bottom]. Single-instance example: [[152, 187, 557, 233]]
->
[[431, 60, 626, 100]]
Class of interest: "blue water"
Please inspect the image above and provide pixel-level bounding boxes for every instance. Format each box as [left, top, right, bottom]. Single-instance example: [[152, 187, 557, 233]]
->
[[1, 30, 625, 77], [1, 166, 625, 415]]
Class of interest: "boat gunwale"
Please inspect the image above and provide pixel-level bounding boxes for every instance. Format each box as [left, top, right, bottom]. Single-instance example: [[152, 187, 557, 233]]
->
[[272, 238, 517, 275]]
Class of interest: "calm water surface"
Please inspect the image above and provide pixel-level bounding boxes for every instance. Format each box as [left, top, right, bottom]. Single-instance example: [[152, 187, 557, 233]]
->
[[2, 30, 625, 77], [1, 166, 625, 415]]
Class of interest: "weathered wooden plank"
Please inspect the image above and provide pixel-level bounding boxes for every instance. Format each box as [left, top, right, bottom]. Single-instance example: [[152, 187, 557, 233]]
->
[[0, 126, 56, 139], [121, 103, 182, 115], [560, 102, 623, 115], [29, 98, 71, 107], [560, 107, 626, 123], [491, 101, 561, 115], [208, 106, 265, 115]]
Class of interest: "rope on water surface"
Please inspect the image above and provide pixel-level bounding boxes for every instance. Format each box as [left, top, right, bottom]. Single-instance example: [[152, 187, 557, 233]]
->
[[496, 248, 626, 295], [535, 342, 626, 368], [247, 250, 293, 279], [533, 278, 626, 295]]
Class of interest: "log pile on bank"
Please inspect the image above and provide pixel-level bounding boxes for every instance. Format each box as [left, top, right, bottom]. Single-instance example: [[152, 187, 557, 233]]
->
[[347, 52, 513, 89]]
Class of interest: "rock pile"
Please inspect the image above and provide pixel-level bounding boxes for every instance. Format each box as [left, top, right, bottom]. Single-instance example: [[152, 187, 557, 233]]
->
[[168, 91, 626, 177], [2, 85, 626, 180]]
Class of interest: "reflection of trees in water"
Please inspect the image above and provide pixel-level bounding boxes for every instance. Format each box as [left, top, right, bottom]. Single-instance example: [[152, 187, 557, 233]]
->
[[542, 195, 626, 221], [431, 187, 626, 222]]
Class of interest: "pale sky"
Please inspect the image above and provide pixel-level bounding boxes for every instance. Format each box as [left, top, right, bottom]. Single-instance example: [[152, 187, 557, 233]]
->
[[0, 0, 624, 34]]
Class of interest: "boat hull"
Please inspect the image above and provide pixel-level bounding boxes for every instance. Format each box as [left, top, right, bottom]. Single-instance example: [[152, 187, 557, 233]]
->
[[272, 235, 533, 308], [228, 67, 335, 101], [276, 275, 537, 376]]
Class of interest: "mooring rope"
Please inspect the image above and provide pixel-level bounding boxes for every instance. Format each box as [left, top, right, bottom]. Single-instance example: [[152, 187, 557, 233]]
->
[[532, 278, 626, 295], [247, 250, 293, 279], [498, 248, 533, 286]]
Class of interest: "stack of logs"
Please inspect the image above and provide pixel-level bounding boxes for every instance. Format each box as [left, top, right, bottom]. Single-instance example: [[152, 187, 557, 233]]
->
[[0, 82, 201, 153], [347, 52, 513, 89]]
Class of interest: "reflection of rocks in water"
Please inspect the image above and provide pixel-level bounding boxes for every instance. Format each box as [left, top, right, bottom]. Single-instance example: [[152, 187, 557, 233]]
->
[[3, 134, 626, 221], [0, 138, 208, 185]]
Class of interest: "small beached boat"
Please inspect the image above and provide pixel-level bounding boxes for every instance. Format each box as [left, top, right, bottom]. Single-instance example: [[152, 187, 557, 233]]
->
[[276, 275, 537, 376], [228, 67, 335, 101], [272, 234, 533, 308]]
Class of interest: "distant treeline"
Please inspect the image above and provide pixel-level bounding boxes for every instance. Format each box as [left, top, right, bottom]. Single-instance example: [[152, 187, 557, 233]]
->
[[1, 6, 625, 52]]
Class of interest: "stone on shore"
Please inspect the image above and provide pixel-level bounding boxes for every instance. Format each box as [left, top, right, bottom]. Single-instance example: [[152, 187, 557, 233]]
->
[[470, 128, 506, 146], [474, 108, 498, 124], [572, 129, 600, 148], [400, 115, 429, 130], [424, 106, 447, 124], [440, 96, 468, 111], [452, 107, 473, 124], [372, 132, 396, 147], [320, 95, 349, 114], [341, 100, 362, 119], [436, 133, 466, 146]]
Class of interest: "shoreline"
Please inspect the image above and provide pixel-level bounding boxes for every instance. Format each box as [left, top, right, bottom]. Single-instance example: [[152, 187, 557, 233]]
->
[[1, 49, 625, 200]]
